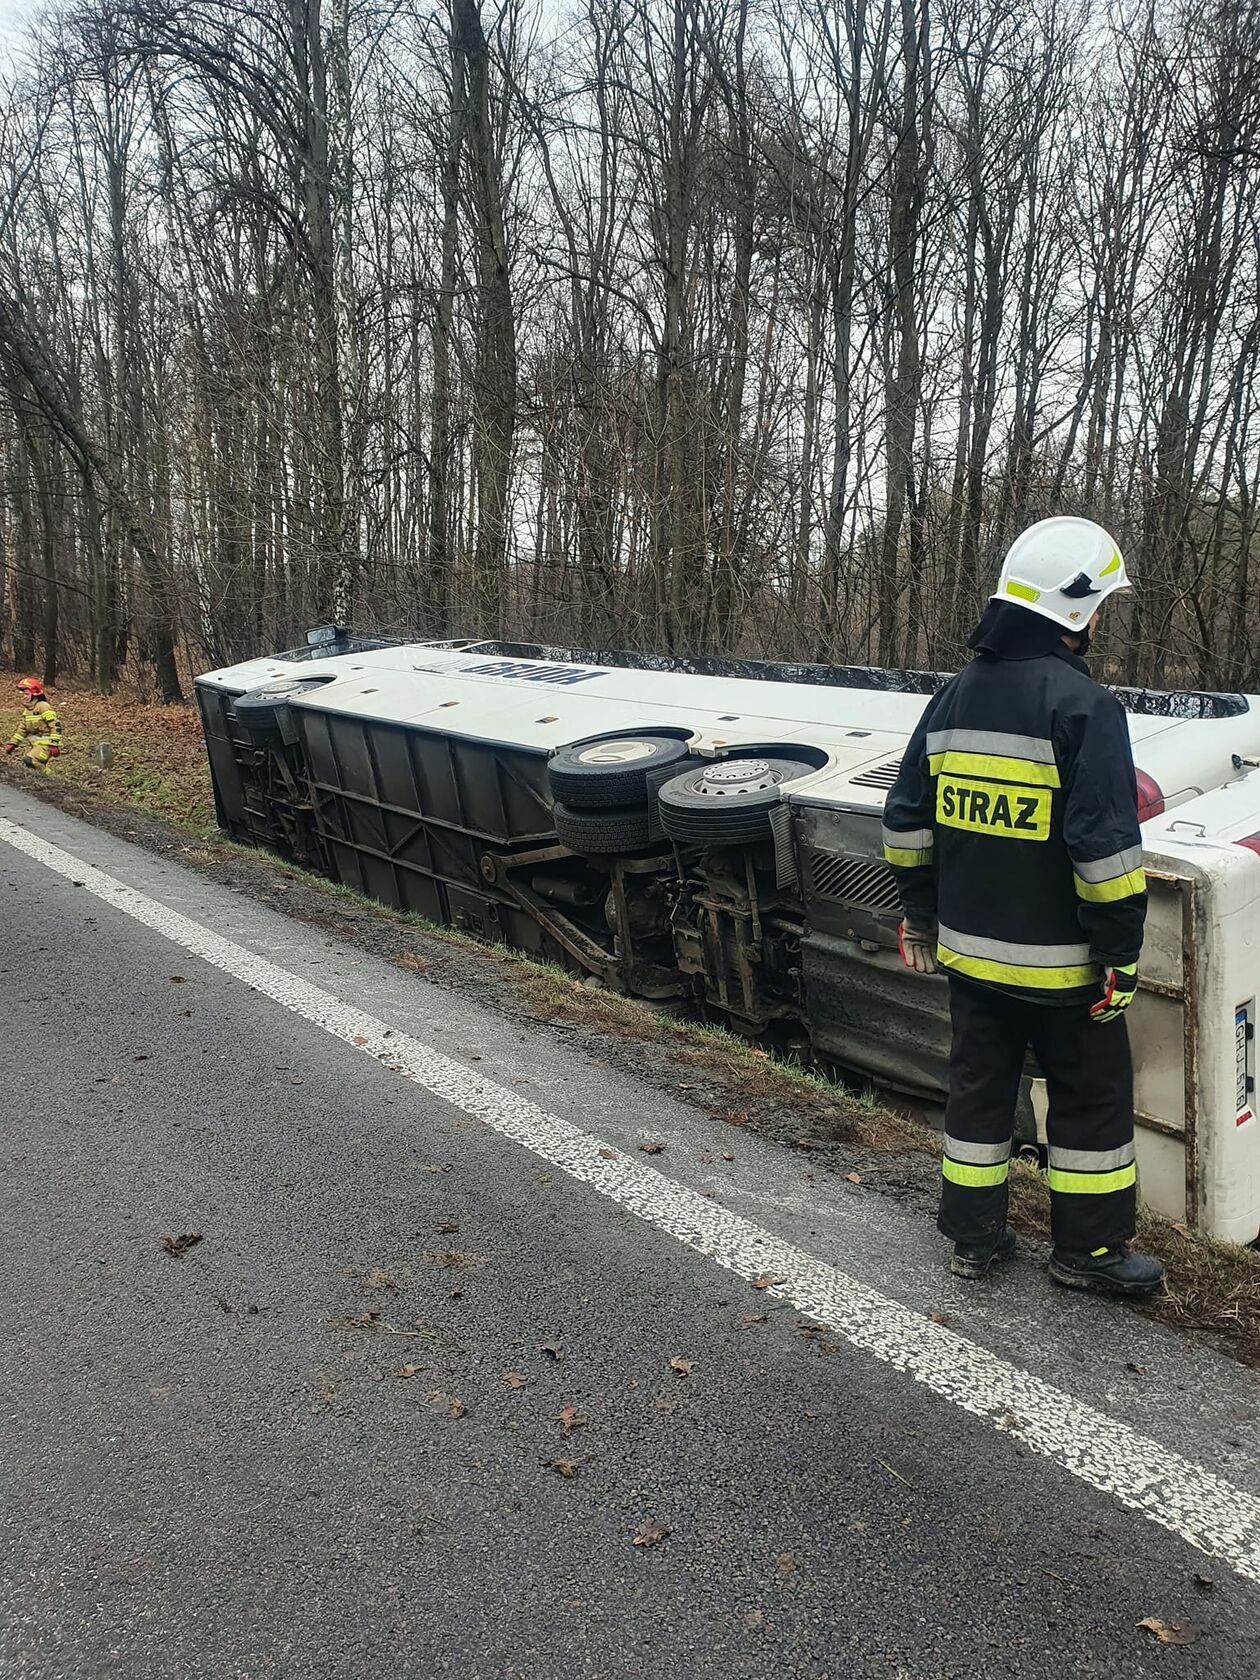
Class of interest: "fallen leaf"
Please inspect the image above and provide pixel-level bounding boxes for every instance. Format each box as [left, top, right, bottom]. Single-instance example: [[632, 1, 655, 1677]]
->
[[133, 1055, 149, 1063], [1126, 1361, 1147, 1374], [435, 1221, 459, 1235], [365, 1268, 398, 1291], [430, 1249, 484, 1270], [352, 1036, 369, 1046], [395, 952, 431, 972], [169, 975, 186, 983], [802, 1409, 818, 1418], [797, 1321, 826, 1338], [669, 1356, 694, 1378], [775, 1553, 796, 1575], [653, 1394, 677, 1412], [639, 1140, 665, 1155], [540, 1342, 565, 1361], [159, 1232, 202, 1258], [737, 1313, 767, 1328], [1194, 1573, 1215, 1593], [929, 1311, 954, 1326], [598, 1148, 619, 1160], [502, 1371, 527, 1389], [844, 1171, 862, 1185], [333, 1308, 381, 1329], [632, 1519, 670, 1547], [750, 1048, 770, 1059], [557, 1404, 586, 1436], [395, 1364, 422, 1379], [743, 1608, 765, 1630], [425, 1390, 466, 1419], [1137, 1617, 1197, 1646], [549, 1457, 579, 1478], [722, 1152, 734, 1161], [752, 1274, 784, 1291]]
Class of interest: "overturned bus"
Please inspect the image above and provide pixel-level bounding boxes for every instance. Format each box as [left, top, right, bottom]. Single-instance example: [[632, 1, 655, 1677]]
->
[[196, 631, 1260, 1245]]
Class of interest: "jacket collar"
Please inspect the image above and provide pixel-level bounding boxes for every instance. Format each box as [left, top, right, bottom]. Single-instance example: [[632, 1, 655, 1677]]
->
[[967, 601, 1092, 670]]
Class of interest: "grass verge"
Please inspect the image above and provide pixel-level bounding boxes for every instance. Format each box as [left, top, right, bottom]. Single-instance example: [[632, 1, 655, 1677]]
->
[[6, 683, 1260, 1361], [28, 682, 216, 830]]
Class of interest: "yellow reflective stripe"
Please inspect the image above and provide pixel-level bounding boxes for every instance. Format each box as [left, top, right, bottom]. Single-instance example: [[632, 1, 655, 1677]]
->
[[1074, 868, 1146, 903], [928, 750, 1060, 788], [942, 1157, 1010, 1188], [939, 947, 1097, 991], [936, 776, 1052, 840], [883, 843, 932, 868], [1100, 551, 1122, 578], [1005, 580, 1041, 603], [1046, 1164, 1137, 1196]]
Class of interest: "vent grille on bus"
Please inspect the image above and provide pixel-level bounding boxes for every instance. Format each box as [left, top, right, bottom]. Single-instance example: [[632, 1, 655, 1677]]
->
[[849, 756, 903, 789], [808, 851, 902, 913]]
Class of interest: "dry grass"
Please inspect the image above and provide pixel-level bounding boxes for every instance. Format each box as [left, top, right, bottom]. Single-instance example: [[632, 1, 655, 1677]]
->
[[19, 683, 215, 831], [1008, 1157, 1260, 1358], [500, 950, 928, 1154]]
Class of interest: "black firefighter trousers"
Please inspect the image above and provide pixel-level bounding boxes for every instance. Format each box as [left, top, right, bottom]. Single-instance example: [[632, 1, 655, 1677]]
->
[[938, 977, 1138, 1255]]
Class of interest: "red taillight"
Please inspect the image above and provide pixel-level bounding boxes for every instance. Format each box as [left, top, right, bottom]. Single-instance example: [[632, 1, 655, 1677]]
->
[[1237, 835, 1260, 857], [1135, 770, 1165, 825]]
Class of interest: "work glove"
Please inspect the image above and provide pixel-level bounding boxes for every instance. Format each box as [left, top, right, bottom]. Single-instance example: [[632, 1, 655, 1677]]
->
[[4, 742, 15, 754], [1090, 962, 1138, 1023], [47, 744, 59, 757], [898, 918, 938, 976]]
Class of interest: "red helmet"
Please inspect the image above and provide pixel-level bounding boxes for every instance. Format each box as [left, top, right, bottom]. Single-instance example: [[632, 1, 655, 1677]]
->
[[16, 677, 44, 700]]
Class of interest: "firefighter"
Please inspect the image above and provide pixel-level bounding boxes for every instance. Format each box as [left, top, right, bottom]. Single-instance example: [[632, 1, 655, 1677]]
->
[[883, 517, 1164, 1297], [5, 677, 62, 772]]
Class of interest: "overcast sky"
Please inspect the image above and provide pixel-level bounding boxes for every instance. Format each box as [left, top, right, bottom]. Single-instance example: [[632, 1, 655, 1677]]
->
[[0, 0, 32, 35]]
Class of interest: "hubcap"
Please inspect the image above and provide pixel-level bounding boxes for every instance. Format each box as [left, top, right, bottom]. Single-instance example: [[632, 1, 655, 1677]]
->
[[697, 758, 777, 796], [578, 740, 658, 765]]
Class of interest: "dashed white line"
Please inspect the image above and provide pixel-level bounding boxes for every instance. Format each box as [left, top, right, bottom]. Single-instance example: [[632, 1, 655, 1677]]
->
[[3, 811, 1259, 1584]]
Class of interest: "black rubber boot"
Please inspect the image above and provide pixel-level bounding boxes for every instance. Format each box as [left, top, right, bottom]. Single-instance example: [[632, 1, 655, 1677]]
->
[[1048, 1246, 1165, 1297], [951, 1225, 1017, 1280]]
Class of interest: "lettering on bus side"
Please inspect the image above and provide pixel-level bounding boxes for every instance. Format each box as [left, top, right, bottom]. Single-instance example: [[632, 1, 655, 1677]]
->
[[459, 661, 604, 685], [936, 774, 1051, 841]]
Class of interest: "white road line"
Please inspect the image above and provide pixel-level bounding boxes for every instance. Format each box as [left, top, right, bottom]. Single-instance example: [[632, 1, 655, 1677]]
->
[[4, 813, 1260, 1586]]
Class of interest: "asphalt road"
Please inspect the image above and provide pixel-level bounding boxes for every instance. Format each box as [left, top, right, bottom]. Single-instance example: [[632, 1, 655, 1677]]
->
[[1, 785, 1259, 1679]]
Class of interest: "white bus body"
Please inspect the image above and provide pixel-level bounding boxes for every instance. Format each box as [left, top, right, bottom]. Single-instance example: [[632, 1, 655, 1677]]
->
[[196, 637, 1260, 1243]]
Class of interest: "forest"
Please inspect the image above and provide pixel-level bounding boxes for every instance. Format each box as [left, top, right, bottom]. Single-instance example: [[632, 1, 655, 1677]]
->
[[0, 0, 1257, 700]]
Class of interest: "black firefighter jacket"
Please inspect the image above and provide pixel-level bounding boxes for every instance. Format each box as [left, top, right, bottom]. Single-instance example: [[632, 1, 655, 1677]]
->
[[882, 628, 1147, 1006]]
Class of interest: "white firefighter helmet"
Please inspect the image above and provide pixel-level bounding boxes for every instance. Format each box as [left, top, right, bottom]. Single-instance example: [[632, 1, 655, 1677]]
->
[[993, 517, 1130, 630]]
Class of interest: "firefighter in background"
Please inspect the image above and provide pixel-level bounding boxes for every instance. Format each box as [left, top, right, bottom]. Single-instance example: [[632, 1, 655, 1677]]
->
[[5, 677, 62, 772], [883, 517, 1164, 1297]]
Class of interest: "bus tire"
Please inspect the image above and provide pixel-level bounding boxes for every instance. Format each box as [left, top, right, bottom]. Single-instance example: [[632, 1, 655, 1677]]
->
[[552, 799, 655, 855], [548, 735, 691, 809]]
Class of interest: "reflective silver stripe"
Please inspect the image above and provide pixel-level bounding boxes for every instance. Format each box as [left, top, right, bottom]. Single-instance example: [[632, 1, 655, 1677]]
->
[[936, 924, 1092, 967], [1047, 1142, 1137, 1174], [943, 1135, 1012, 1166], [882, 825, 934, 849], [925, 728, 1056, 766], [1072, 845, 1145, 884]]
